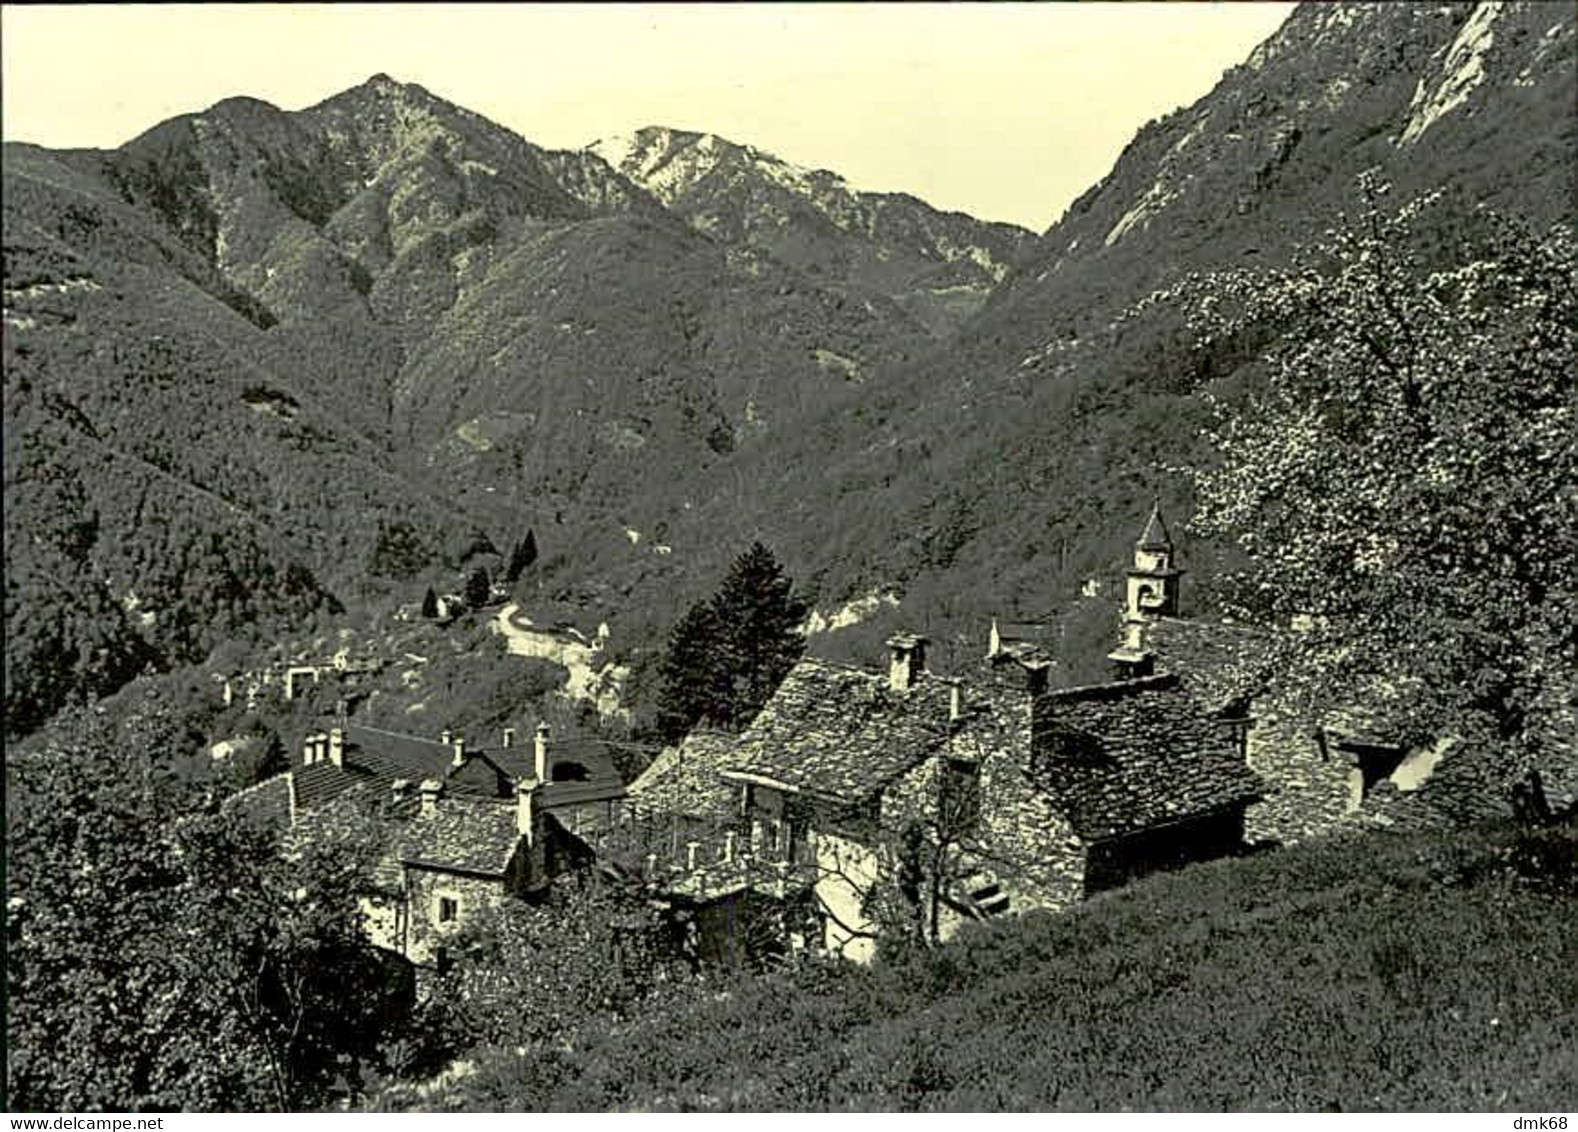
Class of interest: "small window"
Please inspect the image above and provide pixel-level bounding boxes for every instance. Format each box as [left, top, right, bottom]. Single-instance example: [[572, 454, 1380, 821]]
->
[[1221, 717, 1254, 759], [437, 895, 460, 924]]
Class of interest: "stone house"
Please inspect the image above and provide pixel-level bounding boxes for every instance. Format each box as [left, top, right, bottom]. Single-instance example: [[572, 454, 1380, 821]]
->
[[226, 720, 625, 968], [1118, 505, 1576, 839], [629, 617, 1261, 961]]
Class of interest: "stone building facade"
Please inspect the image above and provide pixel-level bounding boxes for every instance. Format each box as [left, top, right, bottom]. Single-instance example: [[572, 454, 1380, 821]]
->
[[227, 720, 625, 969], [628, 613, 1261, 960]]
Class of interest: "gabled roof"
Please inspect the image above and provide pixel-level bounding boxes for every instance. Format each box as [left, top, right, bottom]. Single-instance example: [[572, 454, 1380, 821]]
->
[[341, 723, 454, 783], [1030, 675, 1262, 841], [722, 659, 955, 802], [629, 731, 741, 820], [398, 796, 522, 877], [1147, 617, 1280, 714], [292, 760, 362, 809], [222, 773, 294, 827], [1136, 502, 1173, 551], [483, 741, 627, 809]]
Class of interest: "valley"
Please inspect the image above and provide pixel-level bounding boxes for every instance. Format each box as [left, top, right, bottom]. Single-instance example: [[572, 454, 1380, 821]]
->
[[3, 0, 1575, 1116]]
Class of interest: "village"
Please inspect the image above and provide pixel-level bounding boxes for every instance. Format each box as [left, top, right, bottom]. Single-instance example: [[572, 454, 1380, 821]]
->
[[223, 504, 1578, 980]]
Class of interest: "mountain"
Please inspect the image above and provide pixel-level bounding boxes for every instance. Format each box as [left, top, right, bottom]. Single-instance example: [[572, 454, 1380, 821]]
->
[[5, 2, 1573, 737], [590, 126, 1035, 336], [634, 0, 1576, 667], [1, 75, 963, 735], [983, 0, 1574, 349]]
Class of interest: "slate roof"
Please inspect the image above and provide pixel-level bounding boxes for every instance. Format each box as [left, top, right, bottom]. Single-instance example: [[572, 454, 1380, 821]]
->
[[1030, 675, 1262, 842], [341, 724, 454, 783], [484, 741, 626, 809], [398, 796, 521, 877], [722, 659, 955, 802], [222, 773, 294, 827], [292, 760, 363, 809], [1136, 503, 1173, 550], [1360, 704, 1578, 832], [628, 731, 741, 820], [993, 638, 1056, 666], [1147, 617, 1282, 714]]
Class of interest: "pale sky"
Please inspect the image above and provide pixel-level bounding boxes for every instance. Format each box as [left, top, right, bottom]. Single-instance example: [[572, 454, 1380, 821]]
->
[[1, 3, 1295, 231]]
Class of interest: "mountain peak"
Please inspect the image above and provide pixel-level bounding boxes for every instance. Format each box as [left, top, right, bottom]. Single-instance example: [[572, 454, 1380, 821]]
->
[[588, 125, 842, 207], [357, 72, 419, 97], [308, 73, 447, 119]]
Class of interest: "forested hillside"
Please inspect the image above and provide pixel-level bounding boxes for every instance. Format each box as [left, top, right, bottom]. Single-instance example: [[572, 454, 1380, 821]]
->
[[1, 75, 964, 735], [628, 0, 1576, 662], [5, 1, 1573, 739]]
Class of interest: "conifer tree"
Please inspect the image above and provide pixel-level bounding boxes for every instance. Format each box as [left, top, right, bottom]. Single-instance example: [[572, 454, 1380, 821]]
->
[[652, 542, 807, 742], [505, 529, 538, 584], [708, 541, 809, 731], [653, 599, 726, 745], [421, 586, 439, 619], [464, 567, 492, 610]]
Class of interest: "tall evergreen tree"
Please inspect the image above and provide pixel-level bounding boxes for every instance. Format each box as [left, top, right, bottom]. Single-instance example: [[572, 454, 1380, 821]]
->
[[505, 529, 538, 584], [464, 567, 492, 610], [652, 542, 807, 743], [653, 599, 727, 745], [709, 542, 809, 731], [421, 586, 439, 619]]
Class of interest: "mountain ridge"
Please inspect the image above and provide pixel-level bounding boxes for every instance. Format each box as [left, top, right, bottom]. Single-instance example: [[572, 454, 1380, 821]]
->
[[589, 124, 1035, 336], [5, 2, 1574, 738]]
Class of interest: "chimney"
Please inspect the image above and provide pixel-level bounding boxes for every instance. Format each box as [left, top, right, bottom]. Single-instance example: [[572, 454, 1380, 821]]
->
[[515, 778, 539, 844], [987, 618, 1002, 659], [328, 728, 344, 767], [534, 722, 551, 783], [887, 634, 929, 693], [502, 726, 517, 749], [1023, 661, 1051, 696], [440, 729, 453, 746], [948, 681, 963, 723], [451, 734, 467, 768], [391, 777, 412, 804], [419, 778, 443, 818], [302, 734, 316, 765]]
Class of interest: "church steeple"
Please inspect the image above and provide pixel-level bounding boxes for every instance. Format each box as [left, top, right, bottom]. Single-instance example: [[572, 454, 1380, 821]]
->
[[1107, 500, 1183, 679], [1136, 501, 1172, 557]]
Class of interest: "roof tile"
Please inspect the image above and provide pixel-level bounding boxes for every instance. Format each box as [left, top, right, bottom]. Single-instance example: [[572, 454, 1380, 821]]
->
[[1031, 676, 1262, 841]]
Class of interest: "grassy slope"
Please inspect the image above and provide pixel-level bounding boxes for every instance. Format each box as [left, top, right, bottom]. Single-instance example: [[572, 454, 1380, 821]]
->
[[419, 821, 1576, 1112]]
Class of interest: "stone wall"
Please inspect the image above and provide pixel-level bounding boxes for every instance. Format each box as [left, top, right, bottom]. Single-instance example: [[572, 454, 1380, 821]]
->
[[880, 688, 1088, 924], [401, 867, 510, 966], [810, 831, 884, 963], [1243, 699, 1350, 846]]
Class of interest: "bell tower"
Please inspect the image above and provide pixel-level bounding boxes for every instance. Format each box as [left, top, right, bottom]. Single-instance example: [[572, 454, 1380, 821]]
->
[[1107, 501, 1182, 679]]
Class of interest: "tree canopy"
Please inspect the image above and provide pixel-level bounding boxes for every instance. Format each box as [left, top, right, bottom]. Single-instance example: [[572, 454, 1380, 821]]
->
[[419, 872, 694, 1056], [505, 529, 538, 584], [653, 542, 808, 742], [1180, 181, 1576, 764], [6, 706, 406, 1111], [464, 566, 492, 610]]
